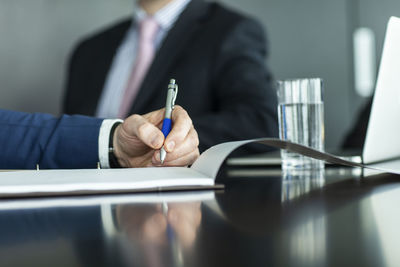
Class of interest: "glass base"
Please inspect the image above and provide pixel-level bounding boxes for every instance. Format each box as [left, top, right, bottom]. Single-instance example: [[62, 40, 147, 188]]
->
[[281, 153, 325, 170]]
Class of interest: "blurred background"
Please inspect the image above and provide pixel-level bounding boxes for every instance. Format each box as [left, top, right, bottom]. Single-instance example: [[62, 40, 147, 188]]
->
[[0, 0, 399, 149]]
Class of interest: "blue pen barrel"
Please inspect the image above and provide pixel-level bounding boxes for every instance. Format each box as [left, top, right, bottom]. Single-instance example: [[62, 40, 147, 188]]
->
[[161, 118, 172, 137]]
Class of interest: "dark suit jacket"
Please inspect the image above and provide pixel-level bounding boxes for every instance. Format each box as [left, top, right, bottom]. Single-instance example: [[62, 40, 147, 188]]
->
[[0, 109, 102, 169], [64, 0, 278, 152]]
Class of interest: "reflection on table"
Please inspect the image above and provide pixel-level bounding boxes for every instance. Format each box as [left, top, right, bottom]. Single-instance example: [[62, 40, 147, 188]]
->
[[113, 202, 201, 267], [0, 165, 400, 267]]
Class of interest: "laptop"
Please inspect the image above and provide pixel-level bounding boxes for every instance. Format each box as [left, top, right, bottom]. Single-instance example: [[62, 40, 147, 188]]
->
[[228, 16, 400, 167], [363, 16, 400, 164]]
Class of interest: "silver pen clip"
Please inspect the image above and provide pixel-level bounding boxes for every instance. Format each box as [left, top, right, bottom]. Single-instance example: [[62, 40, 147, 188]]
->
[[165, 79, 178, 119], [168, 79, 178, 110], [171, 84, 178, 109]]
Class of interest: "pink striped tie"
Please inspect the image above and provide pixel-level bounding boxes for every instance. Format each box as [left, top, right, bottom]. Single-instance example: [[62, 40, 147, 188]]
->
[[118, 17, 159, 118]]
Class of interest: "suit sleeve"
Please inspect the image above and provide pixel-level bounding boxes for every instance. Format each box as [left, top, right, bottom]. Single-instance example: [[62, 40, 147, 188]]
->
[[194, 18, 279, 152], [0, 110, 102, 169]]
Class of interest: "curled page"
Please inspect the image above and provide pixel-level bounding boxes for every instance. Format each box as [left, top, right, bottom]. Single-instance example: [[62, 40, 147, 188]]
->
[[192, 138, 400, 178]]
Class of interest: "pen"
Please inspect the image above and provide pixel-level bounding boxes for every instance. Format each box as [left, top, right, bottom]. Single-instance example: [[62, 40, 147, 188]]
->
[[160, 79, 178, 164]]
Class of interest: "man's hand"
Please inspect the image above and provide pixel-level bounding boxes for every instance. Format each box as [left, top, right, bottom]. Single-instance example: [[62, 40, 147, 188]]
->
[[112, 106, 200, 168]]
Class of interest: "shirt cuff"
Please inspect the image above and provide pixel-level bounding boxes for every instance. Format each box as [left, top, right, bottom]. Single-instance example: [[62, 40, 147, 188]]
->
[[98, 119, 124, 168]]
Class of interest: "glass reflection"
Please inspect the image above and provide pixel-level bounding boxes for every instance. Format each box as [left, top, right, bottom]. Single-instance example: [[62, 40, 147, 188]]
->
[[281, 168, 325, 203], [282, 214, 327, 266], [278, 169, 327, 266], [110, 201, 202, 267]]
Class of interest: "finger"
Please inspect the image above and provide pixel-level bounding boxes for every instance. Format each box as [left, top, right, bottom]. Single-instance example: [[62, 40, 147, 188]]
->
[[158, 149, 200, 167], [152, 148, 200, 167], [143, 107, 166, 126], [151, 126, 198, 165], [164, 106, 193, 153], [162, 126, 199, 162], [123, 114, 164, 149]]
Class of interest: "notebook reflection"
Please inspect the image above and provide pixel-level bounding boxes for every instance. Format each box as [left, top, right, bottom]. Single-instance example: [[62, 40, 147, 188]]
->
[[112, 202, 202, 267]]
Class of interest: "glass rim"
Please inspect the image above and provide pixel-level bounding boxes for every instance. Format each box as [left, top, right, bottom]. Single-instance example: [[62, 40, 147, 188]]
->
[[276, 77, 323, 84], [276, 77, 324, 103]]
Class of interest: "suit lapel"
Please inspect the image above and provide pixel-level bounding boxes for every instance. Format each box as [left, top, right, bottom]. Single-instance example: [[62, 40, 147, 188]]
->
[[130, 0, 210, 114]]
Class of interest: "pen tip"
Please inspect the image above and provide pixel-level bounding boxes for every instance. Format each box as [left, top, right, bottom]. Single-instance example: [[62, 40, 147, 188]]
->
[[160, 147, 166, 165]]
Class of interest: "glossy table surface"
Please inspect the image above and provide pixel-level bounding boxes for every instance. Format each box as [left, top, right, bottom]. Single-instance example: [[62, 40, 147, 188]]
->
[[1, 164, 400, 267]]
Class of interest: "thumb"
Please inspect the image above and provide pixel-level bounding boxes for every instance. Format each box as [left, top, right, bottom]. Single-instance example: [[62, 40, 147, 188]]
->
[[123, 114, 165, 149]]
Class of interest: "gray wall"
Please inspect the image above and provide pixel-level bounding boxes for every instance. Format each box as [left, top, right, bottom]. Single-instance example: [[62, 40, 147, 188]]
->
[[0, 0, 132, 114], [0, 0, 397, 148]]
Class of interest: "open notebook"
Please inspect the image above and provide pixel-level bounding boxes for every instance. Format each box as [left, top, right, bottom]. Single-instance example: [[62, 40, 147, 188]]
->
[[0, 165, 221, 198], [0, 139, 239, 198], [1, 137, 400, 198]]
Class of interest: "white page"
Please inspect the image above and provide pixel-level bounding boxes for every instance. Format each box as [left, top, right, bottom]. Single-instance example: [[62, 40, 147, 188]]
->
[[0, 167, 212, 197], [191, 140, 254, 178]]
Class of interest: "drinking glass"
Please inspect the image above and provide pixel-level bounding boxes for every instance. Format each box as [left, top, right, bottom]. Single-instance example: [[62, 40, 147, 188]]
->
[[277, 78, 325, 170]]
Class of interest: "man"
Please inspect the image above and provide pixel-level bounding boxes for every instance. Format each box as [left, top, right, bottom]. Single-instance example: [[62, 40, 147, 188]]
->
[[63, 0, 278, 152], [0, 106, 199, 169]]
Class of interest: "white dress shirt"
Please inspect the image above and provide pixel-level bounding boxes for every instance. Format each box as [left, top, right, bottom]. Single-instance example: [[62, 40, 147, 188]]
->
[[96, 0, 191, 119], [98, 119, 123, 168]]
